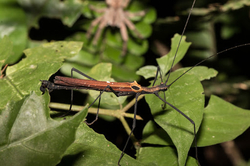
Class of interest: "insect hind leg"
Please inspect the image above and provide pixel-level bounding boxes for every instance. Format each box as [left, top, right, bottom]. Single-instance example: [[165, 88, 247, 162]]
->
[[118, 93, 141, 166], [86, 84, 120, 125], [68, 68, 98, 112], [154, 92, 200, 166]]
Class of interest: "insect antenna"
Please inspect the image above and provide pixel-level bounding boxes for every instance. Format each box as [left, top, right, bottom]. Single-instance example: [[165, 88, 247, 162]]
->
[[167, 43, 250, 88], [164, 0, 196, 86], [152, 0, 199, 164]]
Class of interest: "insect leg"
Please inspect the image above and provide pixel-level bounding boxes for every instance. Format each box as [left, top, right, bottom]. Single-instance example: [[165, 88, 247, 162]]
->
[[71, 68, 97, 80], [86, 85, 120, 125], [152, 66, 166, 109], [58, 68, 98, 117], [154, 92, 200, 165], [66, 68, 98, 113], [152, 66, 161, 86], [118, 93, 141, 166]]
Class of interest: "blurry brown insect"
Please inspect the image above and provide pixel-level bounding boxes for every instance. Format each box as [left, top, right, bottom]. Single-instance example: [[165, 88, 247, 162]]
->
[[86, 0, 146, 56]]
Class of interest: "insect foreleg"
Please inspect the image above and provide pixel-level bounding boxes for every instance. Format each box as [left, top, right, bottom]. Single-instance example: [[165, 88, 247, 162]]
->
[[67, 68, 98, 114], [71, 68, 97, 80]]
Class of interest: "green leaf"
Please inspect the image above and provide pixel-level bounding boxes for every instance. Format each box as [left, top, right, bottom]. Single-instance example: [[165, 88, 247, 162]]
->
[[111, 53, 144, 81], [0, 92, 87, 166], [145, 70, 204, 166], [176, 66, 218, 81], [141, 121, 173, 146], [0, 41, 82, 109], [126, 0, 147, 14], [112, 64, 140, 82], [138, 33, 221, 166], [157, 34, 191, 76], [127, 38, 148, 56], [197, 95, 250, 147], [0, 36, 13, 68], [137, 34, 191, 79], [221, 0, 250, 11], [58, 122, 145, 166], [17, 0, 83, 28], [102, 43, 123, 63], [136, 66, 157, 80], [137, 146, 198, 166], [143, 8, 157, 24], [66, 49, 99, 67], [138, 32, 249, 165], [131, 22, 152, 38], [0, 1, 27, 64], [139, 121, 199, 165], [60, 62, 92, 80]]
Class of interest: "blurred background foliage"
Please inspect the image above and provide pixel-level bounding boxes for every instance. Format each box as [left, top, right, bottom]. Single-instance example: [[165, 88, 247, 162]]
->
[[1, 0, 250, 165]]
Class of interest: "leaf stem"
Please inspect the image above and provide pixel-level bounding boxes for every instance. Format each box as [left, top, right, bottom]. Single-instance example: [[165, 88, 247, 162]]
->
[[121, 94, 145, 113], [49, 95, 145, 147], [49, 102, 143, 120]]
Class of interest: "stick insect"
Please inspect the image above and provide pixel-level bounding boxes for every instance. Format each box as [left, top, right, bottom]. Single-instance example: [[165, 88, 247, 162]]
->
[[40, 0, 250, 165]]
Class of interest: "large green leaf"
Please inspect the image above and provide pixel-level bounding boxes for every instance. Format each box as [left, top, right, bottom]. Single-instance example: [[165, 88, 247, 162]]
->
[[0, 40, 82, 109], [145, 70, 204, 166], [137, 146, 198, 166], [58, 122, 145, 166], [197, 95, 250, 146], [138, 121, 198, 166], [138, 34, 216, 166], [0, 92, 87, 166]]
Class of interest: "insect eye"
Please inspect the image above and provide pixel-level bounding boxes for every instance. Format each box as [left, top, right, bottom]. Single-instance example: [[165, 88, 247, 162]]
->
[[131, 86, 140, 90]]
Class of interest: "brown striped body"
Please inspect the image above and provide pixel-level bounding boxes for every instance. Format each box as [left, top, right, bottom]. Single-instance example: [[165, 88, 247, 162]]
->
[[53, 76, 169, 95]]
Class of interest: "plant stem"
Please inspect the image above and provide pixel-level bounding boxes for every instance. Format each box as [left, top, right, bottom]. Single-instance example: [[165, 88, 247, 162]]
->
[[121, 94, 145, 113], [49, 102, 143, 120]]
